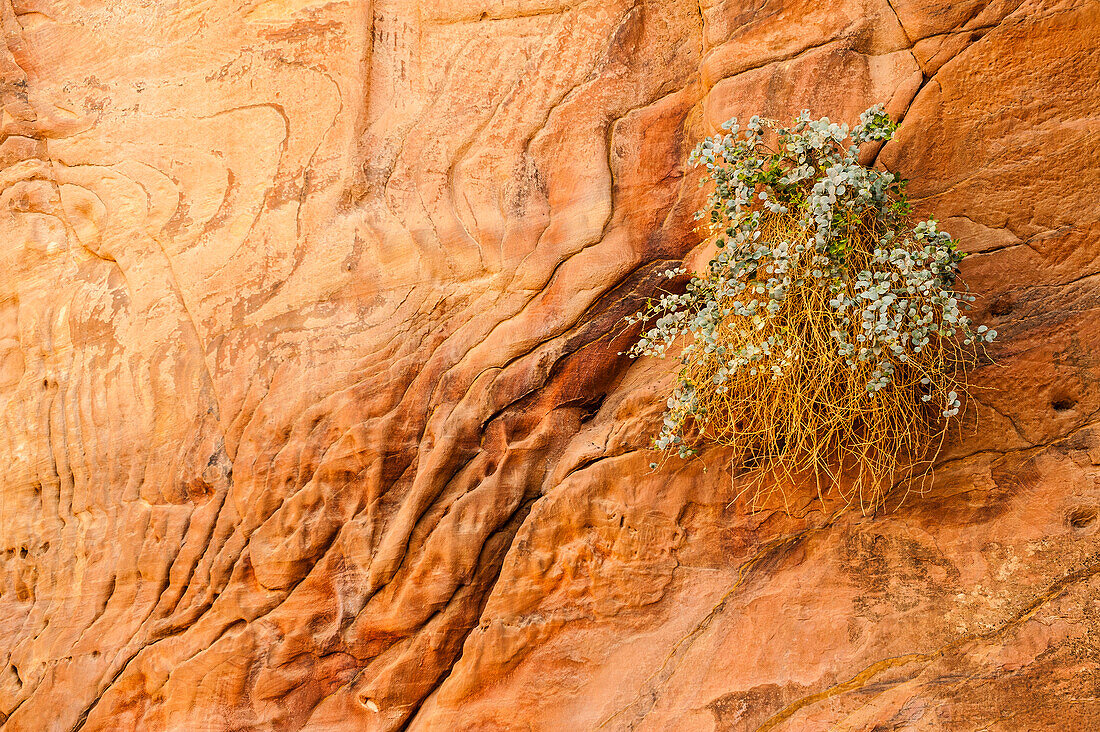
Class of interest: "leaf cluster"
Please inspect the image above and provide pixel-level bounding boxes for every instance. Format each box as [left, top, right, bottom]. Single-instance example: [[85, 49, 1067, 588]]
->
[[627, 106, 996, 510]]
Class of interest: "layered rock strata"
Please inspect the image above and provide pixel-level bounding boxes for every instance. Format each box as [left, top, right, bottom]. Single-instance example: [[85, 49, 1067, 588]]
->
[[1, 0, 1098, 729]]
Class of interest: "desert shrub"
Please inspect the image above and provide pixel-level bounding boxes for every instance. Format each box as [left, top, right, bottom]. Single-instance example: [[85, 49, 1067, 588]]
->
[[627, 105, 995, 510]]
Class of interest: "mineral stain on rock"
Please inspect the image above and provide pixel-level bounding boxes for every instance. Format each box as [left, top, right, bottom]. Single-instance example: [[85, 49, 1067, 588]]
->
[[1, 0, 1099, 730]]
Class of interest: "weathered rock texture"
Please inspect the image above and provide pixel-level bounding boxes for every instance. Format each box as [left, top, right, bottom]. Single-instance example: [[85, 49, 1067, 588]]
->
[[1, 0, 1098, 729]]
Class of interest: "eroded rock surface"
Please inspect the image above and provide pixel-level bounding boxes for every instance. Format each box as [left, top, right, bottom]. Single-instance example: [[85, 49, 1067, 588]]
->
[[1, 0, 1098, 729]]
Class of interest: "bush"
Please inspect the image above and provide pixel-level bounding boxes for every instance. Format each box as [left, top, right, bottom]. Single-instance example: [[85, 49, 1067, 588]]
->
[[627, 106, 995, 510]]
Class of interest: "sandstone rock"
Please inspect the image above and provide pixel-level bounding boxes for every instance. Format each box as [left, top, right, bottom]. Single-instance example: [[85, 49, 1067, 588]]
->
[[0, 0, 1097, 730]]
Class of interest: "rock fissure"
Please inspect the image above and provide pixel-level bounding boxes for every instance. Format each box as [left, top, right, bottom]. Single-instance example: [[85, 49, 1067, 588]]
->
[[2, 0, 1098, 729]]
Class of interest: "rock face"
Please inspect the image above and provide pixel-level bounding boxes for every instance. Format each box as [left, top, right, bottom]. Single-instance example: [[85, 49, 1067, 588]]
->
[[1, 0, 1098, 729]]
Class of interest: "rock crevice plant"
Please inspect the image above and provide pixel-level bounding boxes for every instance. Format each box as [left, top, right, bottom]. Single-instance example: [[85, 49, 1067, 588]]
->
[[627, 106, 995, 510]]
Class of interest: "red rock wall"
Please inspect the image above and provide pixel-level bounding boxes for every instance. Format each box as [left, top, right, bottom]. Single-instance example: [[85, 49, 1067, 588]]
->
[[1, 0, 1098, 729]]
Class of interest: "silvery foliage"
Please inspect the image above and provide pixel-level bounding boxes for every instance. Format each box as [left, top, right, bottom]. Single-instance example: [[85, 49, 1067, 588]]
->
[[626, 105, 996, 460]]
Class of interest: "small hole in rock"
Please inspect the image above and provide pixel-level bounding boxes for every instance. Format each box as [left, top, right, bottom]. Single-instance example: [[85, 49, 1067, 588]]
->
[[1067, 506, 1097, 530], [990, 298, 1013, 317], [1052, 397, 1076, 413]]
